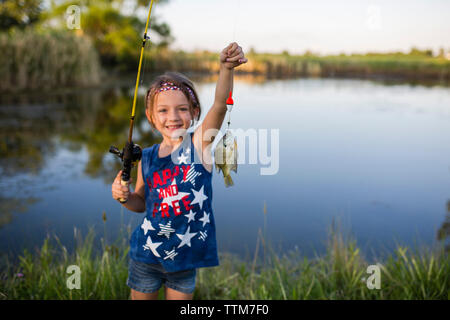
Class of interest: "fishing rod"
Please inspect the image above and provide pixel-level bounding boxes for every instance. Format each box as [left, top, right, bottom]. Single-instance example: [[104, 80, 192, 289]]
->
[[109, 0, 156, 203], [224, 89, 234, 146]]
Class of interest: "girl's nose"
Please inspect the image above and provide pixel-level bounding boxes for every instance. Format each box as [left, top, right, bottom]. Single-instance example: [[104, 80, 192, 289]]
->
[[168, 108, 180, 120]]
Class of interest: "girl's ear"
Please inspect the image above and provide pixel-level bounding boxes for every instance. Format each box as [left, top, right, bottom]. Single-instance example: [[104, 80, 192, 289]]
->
[[145, 107, 153, 125], [194, 106, 200, 120]]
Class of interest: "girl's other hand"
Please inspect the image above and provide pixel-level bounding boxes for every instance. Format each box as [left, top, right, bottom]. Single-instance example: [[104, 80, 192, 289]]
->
[[112, 170, 132, 202], [220, 42, 248, 70]]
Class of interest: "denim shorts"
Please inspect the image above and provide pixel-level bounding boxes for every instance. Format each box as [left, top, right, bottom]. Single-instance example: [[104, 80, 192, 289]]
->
[[126, 259, 196, 294]]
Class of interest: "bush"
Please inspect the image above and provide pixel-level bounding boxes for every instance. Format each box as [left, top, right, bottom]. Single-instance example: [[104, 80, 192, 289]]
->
[[0, 28, 102, 91]]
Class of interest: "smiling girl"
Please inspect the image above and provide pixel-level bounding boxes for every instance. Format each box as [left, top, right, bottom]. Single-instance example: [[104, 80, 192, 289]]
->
[[111, 42, 247, 300]]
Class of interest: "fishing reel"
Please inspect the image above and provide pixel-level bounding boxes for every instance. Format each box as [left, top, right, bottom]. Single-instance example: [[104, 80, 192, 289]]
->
[[109, 141, 142, 202]]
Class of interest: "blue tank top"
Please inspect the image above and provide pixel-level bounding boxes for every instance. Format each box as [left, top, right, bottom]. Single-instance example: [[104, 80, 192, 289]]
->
[[129, 132, 219, 272]]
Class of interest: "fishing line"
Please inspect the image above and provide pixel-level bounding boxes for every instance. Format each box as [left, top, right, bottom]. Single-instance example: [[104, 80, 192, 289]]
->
[[232, 0, 240, 42], [224, 0, 240, 146]]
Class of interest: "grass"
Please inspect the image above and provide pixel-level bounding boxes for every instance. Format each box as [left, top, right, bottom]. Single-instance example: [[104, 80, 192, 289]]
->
[[1, 216, 448, 300], [0, 28, 101, 91]]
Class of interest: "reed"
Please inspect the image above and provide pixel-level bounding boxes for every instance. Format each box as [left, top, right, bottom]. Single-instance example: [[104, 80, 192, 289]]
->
[[141, 49, 450, 82], [2, 31, 448, 92], [0, 28, 102, 92]]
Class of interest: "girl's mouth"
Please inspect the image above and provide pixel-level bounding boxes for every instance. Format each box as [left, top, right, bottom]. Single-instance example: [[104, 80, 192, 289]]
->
[[165, 124, 183, 131]]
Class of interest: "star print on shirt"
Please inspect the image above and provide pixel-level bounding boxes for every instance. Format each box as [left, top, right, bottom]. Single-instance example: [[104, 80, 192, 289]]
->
[[181, 165, 202, 187], [184, 210, 196, 223], [177, 152, 188, 165], [191, 185, 208, 210], [157, 221, 175, 239], [141, 217, 155, 235], [143, 235, 162, 257], [199, 211, 210, 227], [176, 225, 197, 248], [163, 247, 178, 261], [198, 230, 208, 241]]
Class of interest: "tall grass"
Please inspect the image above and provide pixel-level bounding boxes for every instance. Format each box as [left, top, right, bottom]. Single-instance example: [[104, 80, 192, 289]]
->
[[0, 28, 102, 91], [195, 222, 449, 300], [2, 31, 447, 92], [0, 217, 448, 300], [0, 228, 130, 300]]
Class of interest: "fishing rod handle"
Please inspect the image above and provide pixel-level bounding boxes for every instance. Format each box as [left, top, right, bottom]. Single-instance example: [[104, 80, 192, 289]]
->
[[119, 179, 130, 203]]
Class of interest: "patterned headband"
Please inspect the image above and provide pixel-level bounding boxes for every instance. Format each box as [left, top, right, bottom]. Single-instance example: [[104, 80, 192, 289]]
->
[[158, 82, 198, 106]]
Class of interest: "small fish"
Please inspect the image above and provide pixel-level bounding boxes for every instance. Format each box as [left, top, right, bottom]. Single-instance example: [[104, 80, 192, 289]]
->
[[214, 130, 238, 187]]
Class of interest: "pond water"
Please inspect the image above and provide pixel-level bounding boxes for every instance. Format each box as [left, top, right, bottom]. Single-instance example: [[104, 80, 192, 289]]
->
[[1, 77, 449, 263]]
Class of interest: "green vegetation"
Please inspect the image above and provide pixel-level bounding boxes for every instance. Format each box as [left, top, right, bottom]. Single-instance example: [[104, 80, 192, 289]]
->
[[0, 0, 173, 91], [1, 219, 448, 300], [0, 0, 42, 30], [1, 0, 449, 91], [0, 28, 101, 91], [43, 0, 172, 68], [171, 49, 450, 82]]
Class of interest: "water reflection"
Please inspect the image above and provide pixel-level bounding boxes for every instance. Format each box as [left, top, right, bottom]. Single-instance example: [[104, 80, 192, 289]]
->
[[0, 87, 161, 182], [0, 196, 39, 228], [0, 85, 161, 234], [0, 91, 101, 176]]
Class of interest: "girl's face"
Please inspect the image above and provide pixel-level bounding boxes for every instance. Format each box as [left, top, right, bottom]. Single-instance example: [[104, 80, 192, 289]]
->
[[146, 90, 198, 141]]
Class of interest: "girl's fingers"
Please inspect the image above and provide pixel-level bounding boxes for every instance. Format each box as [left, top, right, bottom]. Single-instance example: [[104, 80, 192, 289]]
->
[[226, 53, 246, 62], [228, 48, 246, 62], [113, 188, 129, 199], [112, 176, 129, 200], [227, 42, 237, 51], [114, 171, 123, 183], [223, 44, 233, 56], [222, 43, 247, 66], [228, 47, 242, 59], [112, 182, 129, 193], [227, 42, 238, 56]]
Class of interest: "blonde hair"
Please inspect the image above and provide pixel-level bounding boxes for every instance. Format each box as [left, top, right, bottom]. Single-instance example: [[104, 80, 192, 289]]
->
[[145, 72, 201, 129]]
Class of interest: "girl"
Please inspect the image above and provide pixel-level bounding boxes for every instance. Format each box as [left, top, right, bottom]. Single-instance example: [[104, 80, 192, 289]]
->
[[111, 42, 247, 300]]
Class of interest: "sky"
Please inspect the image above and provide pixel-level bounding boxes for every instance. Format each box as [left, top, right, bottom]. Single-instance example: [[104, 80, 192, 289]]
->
[[147, 0, 450, 55]]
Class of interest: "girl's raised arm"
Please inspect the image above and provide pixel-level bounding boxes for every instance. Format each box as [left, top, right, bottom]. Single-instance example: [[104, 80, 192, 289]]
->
[[193, 42, 247, 154]]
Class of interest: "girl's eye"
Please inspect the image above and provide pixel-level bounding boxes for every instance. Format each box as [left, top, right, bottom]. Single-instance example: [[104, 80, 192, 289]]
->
[[158, 109, 166, 113]]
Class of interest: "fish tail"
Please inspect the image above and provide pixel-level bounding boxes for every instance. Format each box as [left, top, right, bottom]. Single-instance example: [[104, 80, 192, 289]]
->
[[224, 175, 234, 187]]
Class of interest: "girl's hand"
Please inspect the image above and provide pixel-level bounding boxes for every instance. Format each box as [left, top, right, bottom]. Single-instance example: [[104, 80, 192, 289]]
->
[[220, 42, 248, 70], [111, 170, 132, 202]]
